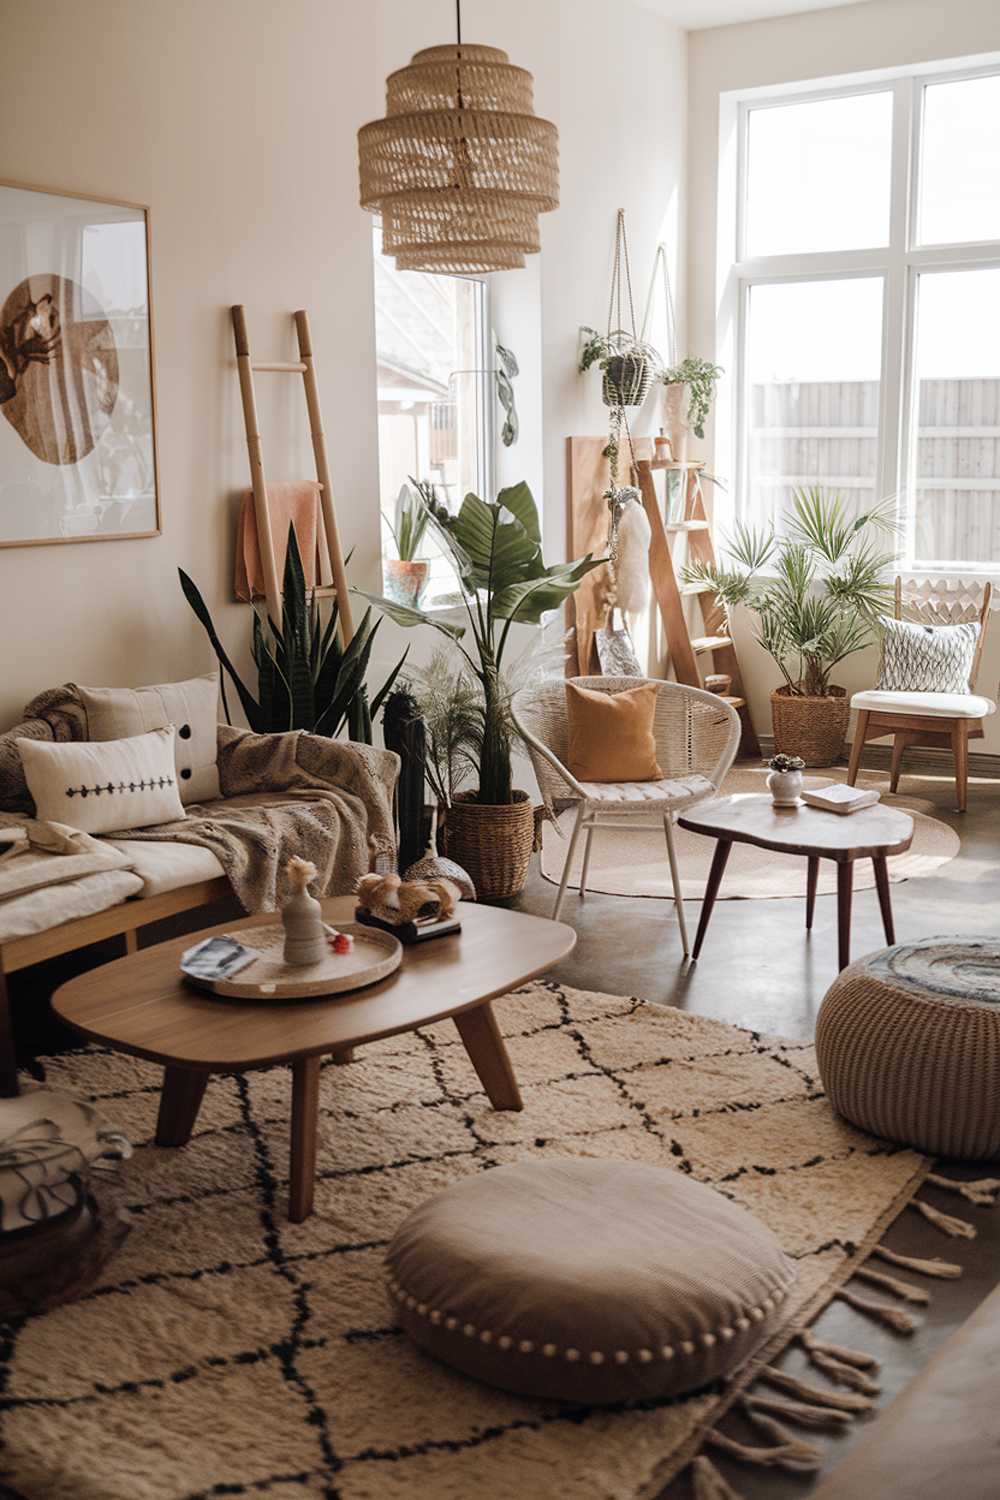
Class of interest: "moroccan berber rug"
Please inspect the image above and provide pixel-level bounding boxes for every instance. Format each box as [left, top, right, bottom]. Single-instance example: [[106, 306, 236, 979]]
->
[[540, 765, 960, 900], [2, 982, 995, 1499]]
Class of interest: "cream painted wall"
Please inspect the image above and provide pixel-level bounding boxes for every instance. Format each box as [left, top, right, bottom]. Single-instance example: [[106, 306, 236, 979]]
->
[[687, 0, 1000, 753], [0, 0, 685, 743]]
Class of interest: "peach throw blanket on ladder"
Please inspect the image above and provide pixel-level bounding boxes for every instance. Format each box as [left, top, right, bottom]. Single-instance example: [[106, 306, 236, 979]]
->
[[234, 481, 327, 601]]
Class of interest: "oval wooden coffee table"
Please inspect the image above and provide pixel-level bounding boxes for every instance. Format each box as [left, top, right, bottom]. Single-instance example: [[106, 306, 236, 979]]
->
[[52, 897, 576, 1222], [678, 794, 914, 971]]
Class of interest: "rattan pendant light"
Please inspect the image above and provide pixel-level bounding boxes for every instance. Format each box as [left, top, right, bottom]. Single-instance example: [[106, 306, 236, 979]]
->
[[358, 2, 558, 274]]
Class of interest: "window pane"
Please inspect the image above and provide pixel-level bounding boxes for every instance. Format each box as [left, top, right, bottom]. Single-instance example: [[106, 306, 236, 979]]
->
[[746, 278, 884, 528], [910, 268, 1000, 566], [919, 74, 1000, 246], [373, 228, 487, 603], [745, 92, 893, 257]]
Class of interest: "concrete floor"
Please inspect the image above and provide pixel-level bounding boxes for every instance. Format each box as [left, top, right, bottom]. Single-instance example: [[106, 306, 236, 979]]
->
[[7, 759, 1000, 1498], [513, 762, 1000, 1498]]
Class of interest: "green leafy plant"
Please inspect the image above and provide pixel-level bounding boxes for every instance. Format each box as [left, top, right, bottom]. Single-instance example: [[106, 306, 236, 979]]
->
[[405, 648, 480, 807], [682, 486, 898, 698], [661, 356, 724, 439], [360, 482, 604, 805], [495, 340, 519, 448], [384, 482, 431, 562], [579, 327, 661, 377], [179, 525, 406, 742], [768, 753, 805, 773]]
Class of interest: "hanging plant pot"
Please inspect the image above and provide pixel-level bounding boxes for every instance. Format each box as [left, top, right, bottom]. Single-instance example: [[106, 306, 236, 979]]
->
[[662, 381, 690, 463], [384, 558, 429, 609], [602, 353, 652, 409], [770, 685, 850, 768], [443, 790, 535, 903]]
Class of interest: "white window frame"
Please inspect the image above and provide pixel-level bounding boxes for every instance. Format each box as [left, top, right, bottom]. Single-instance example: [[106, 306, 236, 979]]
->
[[717, 53, 1000, 576]]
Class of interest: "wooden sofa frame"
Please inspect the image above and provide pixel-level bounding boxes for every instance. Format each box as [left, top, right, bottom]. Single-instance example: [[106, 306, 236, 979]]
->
[[0, 876, 231, 1097]]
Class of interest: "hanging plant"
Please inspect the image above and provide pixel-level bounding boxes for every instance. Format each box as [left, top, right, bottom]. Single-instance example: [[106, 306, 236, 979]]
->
[[578, 210, 661, 409], [661, 356, 723, 439], [495, 340, 519, 447]]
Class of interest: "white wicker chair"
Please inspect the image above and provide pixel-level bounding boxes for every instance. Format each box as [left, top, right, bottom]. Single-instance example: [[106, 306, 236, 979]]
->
[[511, 677, 741, 953]]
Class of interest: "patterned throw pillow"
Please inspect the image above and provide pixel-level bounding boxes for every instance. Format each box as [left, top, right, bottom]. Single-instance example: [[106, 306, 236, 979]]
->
[[17, 727, 186, 835], [877, 616, 979, 694]]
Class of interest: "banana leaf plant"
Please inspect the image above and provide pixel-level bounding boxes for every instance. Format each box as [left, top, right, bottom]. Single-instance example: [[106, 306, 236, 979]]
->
[[359, 481, 604, 805], [179, 525, 407, 742]]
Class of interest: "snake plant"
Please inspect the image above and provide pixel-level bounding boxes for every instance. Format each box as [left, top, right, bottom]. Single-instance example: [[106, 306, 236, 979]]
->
[[179, 525, 406, 742]]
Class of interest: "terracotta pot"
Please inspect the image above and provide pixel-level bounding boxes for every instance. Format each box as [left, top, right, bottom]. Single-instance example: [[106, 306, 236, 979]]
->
[[661, 382, 689, 464], [384, 559, 429, 609], [443, 790, 535, 903], [770, 685, 850, 768]]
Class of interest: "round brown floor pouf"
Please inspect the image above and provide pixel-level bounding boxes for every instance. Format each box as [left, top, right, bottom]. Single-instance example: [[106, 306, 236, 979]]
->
[[817, 937, 1000, 1160], [386, 1159, 796, 1403]]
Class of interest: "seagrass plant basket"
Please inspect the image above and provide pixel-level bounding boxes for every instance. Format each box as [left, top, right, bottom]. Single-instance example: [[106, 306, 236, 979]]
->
[[602, 353, 653, 409], [444, 790, 535, 902], [770, 685, 850, 767]]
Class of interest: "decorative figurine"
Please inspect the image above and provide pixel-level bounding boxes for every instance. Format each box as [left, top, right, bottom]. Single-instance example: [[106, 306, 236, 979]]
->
[[281, 857, 328, 966], [356, 872, 460, 927]]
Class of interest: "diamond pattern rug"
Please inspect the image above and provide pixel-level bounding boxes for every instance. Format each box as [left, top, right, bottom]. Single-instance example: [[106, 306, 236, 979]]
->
[[1, 984, 933, 1499]]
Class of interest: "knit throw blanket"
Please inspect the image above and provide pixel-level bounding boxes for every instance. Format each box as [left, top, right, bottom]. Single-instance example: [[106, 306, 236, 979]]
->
[[2, 688, 399, 913]]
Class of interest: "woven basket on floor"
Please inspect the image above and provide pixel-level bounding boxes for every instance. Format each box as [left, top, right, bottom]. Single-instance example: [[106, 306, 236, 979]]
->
[[770, 684, 849, 767], [443, 790, 535, 903], [816, 938, 1000, 1159]]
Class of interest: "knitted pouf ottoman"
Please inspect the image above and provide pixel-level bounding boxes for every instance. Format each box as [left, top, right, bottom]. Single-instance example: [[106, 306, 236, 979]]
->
[[816, 937, 1000, 1160], [386, 1158, 796, 1404]]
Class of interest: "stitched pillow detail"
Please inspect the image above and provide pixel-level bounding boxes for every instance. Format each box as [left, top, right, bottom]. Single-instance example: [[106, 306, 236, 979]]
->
[[17, 728, 186, 834], [877, 617, 979, 694], [565, 682, 662, 783], [79, 674, 220, 805]]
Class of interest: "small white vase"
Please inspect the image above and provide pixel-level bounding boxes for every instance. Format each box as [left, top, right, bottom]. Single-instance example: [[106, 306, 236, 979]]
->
[[767, 769, 803, 807], [282, 884, 328, 966]]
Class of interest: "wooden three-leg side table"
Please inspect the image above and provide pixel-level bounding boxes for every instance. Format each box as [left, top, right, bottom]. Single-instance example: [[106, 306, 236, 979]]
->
[[678, 794, 914, 971], [52, 897, 576, 1222]]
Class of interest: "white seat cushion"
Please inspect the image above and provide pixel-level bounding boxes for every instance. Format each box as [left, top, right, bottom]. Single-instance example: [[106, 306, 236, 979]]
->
[[579, 773, 715, 806], [105, 838, 226, 896], [851, 689, 995, 720]]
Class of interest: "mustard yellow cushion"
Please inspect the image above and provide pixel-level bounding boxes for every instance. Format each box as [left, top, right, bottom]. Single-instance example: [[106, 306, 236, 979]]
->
[[565, 681, 662, 783]]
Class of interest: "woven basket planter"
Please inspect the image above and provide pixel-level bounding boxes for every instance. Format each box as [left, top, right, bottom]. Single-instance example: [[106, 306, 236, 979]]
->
[[602, 354, 653, 409], [444, 790, 535, 903], [770, 685, 849, 767]]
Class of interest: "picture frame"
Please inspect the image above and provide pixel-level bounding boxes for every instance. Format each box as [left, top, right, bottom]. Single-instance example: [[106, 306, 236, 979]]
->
[[0, 178, 160, 549]]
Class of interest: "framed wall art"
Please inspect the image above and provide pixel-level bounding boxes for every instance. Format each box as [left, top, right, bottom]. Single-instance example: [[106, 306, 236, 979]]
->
[[0, 179, 160, 548]]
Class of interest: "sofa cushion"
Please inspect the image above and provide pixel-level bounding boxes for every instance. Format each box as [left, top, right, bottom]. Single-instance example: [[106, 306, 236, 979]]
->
[[387, 1158, 796, 1404], [565, 682, 663, 783], [79, 674, 221, 804], [105, 838, 226, 897], [17, 728, 186, 835]]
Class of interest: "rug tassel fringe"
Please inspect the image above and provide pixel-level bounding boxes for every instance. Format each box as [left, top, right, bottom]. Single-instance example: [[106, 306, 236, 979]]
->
[[836, 1288, 918, 1333], [708, 1422, 823, 1475], [691, 1454, 748, 1500], [872, 1244, 962, 1279], [744, 1393, 851, 1430], [910, 1198, 977, 1239], [758, 1365, 874, 1414], [798, 1330, 881, 1394], [926, 1172, 1000, 1206], [853, 1265, 930, 1304]]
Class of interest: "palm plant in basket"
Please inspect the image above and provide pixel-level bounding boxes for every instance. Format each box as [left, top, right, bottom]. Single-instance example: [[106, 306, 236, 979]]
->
[[682, 487, 898, 766], [360, 481, 604, 899]]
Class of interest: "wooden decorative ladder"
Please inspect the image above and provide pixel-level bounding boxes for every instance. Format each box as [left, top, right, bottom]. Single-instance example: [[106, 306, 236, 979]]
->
[[634, 456, 760, 758], [231, 304, 354, 643]]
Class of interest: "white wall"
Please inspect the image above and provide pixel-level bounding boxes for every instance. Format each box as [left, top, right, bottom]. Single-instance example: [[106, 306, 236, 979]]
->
[[687, 0, 1000, 752], [0, 0, 686, 756]]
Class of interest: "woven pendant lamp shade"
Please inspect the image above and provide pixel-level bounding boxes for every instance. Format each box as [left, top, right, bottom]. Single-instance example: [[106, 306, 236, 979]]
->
[[359, 43, 558, 274]]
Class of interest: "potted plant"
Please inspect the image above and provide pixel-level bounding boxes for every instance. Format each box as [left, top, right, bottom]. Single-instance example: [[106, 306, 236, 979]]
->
[[767, 753, 805, 806], [383, 482, 431, 608], [660, 356, 723, 462], [682, 487, 897, 766], [580, 328, 660, 409], [362, 482, 604, 900]]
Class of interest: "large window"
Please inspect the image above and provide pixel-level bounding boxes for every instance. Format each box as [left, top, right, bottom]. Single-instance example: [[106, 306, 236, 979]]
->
[[728, 62, 1000, 572], [373, 228, 492, 604]]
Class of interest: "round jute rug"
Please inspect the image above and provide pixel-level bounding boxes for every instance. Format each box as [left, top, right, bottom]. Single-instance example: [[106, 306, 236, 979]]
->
[[539, 765, 960, 900]]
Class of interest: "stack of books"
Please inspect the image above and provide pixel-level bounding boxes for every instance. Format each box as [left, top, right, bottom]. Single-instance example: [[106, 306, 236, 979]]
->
[[801, 784, 880, 816]]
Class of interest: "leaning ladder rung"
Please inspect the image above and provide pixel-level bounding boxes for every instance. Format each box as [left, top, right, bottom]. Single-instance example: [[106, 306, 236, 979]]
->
[[691, 635, 732, 653], [664, 519, 710, 533], [251, 361, 307, 373]]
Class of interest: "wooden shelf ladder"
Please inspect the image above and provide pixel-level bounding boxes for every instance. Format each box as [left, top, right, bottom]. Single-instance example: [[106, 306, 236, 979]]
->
[[231, 304, 354, 642], [634, 456, 760, 758]]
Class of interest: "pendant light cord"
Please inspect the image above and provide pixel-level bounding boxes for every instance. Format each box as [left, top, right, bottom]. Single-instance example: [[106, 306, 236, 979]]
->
[[456, 0, 462, 45]]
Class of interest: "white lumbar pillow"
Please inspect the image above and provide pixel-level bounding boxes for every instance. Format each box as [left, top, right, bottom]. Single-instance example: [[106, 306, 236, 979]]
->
[[78, 673, 221, 805], [17, 727, 186, 835]]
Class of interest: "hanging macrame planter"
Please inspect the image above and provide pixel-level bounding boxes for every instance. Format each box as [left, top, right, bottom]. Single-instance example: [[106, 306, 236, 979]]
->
[[358, 3, 559, 275], [600, 210, 659, 409]]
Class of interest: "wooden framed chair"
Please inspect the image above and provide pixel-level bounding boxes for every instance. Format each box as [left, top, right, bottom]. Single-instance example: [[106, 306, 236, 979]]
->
[[846, 577, 994, 812], [511, 677, 740, 955]]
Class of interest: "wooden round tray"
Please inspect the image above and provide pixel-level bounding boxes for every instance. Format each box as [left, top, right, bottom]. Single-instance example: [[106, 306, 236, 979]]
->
[[180, 922, 402, 1001]]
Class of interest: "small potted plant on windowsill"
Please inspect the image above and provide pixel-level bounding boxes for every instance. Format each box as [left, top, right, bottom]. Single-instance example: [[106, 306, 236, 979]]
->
[[660, 356, 723, 462], [579, 328, 661, 409], [767, 753, 806, 807], [383, 481, 431, 609]]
